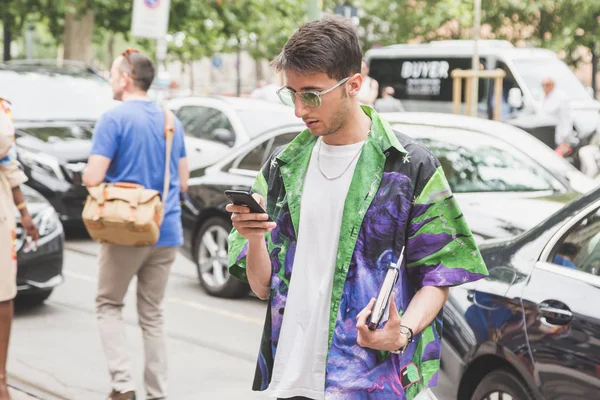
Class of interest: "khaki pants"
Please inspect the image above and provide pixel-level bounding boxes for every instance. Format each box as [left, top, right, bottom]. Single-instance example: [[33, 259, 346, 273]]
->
[[96, 244, 176, 400]]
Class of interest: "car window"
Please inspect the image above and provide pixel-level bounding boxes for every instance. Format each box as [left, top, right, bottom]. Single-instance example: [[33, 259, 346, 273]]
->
[[18, 125, 93, 142], [270, 132, 299, 152], [236, 140, 270, 171], [176, 106, 234, 141], [494, 62, 522, 121], [513, 58, 590, 102], [234, 131, 299, 172], [392, 124, 565, 193], [549, 207, 600, 275]]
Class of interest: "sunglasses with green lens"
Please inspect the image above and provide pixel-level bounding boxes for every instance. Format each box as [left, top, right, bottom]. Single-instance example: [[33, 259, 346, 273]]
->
[[276, 77, 350, 109]]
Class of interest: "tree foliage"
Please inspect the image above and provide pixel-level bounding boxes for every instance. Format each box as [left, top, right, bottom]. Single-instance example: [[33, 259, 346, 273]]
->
[[3, 0, 600, 66], [328, 0, 600, 67]]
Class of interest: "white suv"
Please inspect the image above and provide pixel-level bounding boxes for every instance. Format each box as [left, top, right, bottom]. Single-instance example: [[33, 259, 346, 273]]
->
[[168, 96, 300, 172]]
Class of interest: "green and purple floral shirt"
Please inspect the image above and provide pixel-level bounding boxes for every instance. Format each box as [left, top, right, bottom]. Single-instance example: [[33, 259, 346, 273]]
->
[[229, 107, 488, 399]]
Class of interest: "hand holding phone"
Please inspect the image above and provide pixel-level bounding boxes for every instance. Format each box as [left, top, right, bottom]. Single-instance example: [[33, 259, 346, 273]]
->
[[225, 190, 276, 240]]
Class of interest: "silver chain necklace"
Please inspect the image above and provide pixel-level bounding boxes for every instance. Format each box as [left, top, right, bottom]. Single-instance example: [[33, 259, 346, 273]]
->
[[317, 131, 370, 181]]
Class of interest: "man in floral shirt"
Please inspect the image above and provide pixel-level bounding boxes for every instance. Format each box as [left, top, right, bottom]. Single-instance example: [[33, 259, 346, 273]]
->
[[227, 16, 487, 400]]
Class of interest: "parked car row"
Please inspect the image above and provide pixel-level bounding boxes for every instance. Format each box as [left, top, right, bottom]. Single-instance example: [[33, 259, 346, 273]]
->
[[179, 112, 596, 298], [175, 108, 600, 400]]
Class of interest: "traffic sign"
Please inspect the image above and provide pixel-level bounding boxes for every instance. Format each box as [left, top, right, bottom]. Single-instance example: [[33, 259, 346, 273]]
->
[[131, 0, 171, 39]]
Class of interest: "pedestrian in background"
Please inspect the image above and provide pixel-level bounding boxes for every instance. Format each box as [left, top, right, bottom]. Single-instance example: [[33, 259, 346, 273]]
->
[[0, 98, 38, 400], [541, 76, 600, 177], [541, 77, 574, 155], [357, 60, 379, 107], [227, 16, 487, 400], [82, 50, 189, 400], [374, 86, 405, 113]]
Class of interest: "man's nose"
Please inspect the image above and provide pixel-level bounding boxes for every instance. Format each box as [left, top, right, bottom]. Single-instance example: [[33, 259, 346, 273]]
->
[[294, 96, 309, 119]]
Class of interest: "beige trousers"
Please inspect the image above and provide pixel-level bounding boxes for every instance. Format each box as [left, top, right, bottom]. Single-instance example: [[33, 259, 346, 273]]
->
[[96, 244, 176, 400]]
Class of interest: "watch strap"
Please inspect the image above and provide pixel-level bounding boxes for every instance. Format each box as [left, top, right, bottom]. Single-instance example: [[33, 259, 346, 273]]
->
[[391, 325, 414, 354]]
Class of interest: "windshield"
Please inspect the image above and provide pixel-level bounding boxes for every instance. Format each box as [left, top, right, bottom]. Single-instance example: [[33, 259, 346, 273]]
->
[[236, 108, 301, 138], [393, 124, 565, 193], [513, 58, 591, 102], [0, 68, 117, 121], [19, 125, 94, 142]]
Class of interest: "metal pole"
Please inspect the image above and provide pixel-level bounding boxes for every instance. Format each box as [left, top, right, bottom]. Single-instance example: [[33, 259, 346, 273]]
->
[[470, 0, 481, 117], [236, 47, 241, 97], [592, 13, 600, 100], [593, 51, 598, 100], [156, 37, 167, 74], [26, 24, 34, 60], [307, 0, 322, 21], [3, 10, 12, 62]]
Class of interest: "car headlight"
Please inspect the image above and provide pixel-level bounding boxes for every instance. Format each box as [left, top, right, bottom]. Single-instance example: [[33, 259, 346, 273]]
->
[[33, 207, 61, 237], [18, 149, 65, 181]]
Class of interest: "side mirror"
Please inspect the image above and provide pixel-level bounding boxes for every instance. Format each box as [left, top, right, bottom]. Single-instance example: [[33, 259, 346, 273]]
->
[[211, 128, 235, 147], [507, 87, 523, 109]]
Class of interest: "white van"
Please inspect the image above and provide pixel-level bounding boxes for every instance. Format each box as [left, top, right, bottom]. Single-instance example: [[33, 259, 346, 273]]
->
[[365, 40, 600, 148]]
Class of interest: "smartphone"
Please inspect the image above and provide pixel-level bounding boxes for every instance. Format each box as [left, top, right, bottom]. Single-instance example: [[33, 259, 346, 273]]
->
[[224, 190, 273, 222], [367, 247, 405, 331]]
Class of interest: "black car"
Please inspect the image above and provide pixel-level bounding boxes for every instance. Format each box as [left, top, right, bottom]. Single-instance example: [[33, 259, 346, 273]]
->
[[181, 125, 302, 298], [15, 185, 64, 305], [181, 113, 595, 298], [433, 185, 600, 400], [0, 62, 117, 226]]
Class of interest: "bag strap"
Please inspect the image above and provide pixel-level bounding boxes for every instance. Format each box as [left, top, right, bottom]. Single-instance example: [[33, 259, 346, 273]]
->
[[161, 105, 175, 202]]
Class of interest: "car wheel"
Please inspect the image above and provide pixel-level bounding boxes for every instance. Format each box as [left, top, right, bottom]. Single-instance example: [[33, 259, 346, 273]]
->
[[16, 290, 53, 307], [194, 216, 249, 298], [472, 368, 533, 400]]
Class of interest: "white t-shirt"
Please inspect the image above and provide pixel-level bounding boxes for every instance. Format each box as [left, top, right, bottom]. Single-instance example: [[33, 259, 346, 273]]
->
[[541, 89, 573, 146], [269, 138, 365, 400]]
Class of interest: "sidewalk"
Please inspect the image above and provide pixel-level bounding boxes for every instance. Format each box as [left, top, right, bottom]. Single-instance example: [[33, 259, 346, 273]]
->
[[9, 387, 38, 399]]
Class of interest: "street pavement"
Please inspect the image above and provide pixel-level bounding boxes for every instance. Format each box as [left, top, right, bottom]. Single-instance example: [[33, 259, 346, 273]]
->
[[8, 387, 38, 400], [9, 238, 268, 400], [8, 237, 453, 400]]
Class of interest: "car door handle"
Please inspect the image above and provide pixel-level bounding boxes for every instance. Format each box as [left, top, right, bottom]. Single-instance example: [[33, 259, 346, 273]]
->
[[539, 302, 573, 325]]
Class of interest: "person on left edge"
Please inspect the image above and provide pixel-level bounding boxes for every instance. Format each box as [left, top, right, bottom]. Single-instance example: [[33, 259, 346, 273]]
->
[[0, 97, 39, 400]]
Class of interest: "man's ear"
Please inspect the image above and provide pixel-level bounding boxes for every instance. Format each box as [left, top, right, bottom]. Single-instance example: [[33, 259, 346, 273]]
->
[[347, 73, 363, 97]]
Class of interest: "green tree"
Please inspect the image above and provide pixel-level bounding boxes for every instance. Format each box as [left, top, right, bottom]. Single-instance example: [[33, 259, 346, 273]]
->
[[483, 0, 600, 66]]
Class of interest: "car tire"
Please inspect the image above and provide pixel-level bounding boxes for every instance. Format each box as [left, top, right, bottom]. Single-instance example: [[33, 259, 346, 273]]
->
[[194, 216, 249, 298], [16, 290, 53, 307], [471, 368, 533, 400]]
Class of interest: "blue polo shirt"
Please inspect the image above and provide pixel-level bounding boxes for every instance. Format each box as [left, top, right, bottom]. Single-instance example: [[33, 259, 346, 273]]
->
[[90, 100, 187, 247]]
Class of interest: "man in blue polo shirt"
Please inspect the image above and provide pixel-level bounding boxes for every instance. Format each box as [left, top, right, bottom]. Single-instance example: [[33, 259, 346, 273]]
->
[[83, 49, 188, 400]]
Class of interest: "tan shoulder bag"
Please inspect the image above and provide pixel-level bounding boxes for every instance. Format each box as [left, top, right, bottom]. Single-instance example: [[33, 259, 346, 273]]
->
[[82, 105, 175, 246]]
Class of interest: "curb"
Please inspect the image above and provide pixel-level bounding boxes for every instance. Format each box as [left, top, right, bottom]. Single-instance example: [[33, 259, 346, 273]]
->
[[8, 375, 70, 400]]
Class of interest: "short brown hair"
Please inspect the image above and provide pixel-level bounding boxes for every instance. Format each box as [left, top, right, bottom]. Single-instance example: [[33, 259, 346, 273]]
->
[[272, 15, 362, 81], [119, 52, 155, 92]]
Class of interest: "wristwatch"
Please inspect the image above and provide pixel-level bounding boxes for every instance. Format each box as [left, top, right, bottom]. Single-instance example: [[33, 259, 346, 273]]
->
[[391, 325, 414, 354]]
